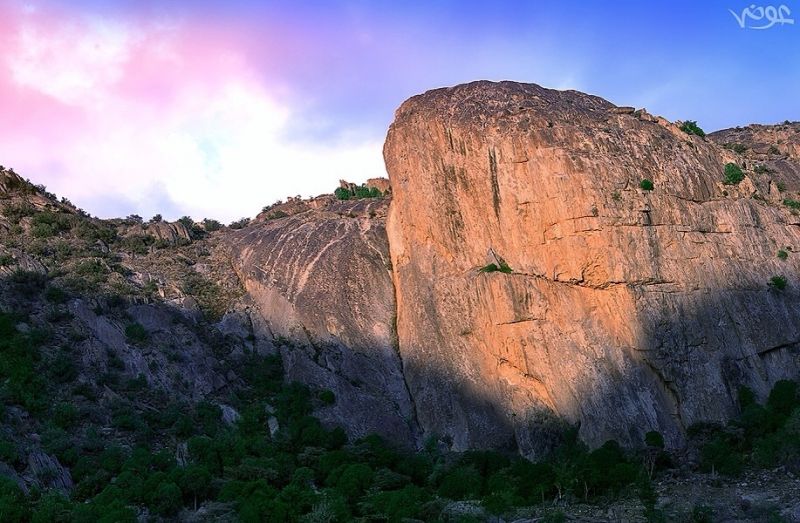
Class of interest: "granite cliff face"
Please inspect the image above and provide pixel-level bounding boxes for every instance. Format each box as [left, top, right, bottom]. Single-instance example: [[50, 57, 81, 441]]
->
[[222, 196, 417, 445], [384, 81, 800, 454]]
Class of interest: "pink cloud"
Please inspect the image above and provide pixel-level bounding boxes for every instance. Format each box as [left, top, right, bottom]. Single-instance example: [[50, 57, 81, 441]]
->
[[0, 1, 385, 220]]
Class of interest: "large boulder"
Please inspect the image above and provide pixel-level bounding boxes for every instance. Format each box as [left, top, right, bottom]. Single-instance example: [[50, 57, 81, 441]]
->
[[224, 197, 418, 446], [384, 81, 800, 455]]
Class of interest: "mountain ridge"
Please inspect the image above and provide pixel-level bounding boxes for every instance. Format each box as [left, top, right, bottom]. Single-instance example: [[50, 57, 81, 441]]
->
[[2, 81, 800, 521]]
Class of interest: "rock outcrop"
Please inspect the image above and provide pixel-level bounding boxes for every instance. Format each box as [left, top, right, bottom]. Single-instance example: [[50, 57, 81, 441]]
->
[[0, 167, 25, 195], [223, 196, 417, 445], [709, 121, 800, 160], [121, 220, 193, 246], [384, 81, 800, 454]]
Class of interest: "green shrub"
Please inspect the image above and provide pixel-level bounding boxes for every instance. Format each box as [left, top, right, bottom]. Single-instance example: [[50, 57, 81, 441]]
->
[[44, 286, 68, 304], [178, 465, 213, 509], [723, 163, 745, 185], [266, 210, 289, 220], [120, 234, 154, 255], [754, 164, 772, 174], [767, 380, 798, 418], [52, 402, 79, 429], [726, 143, 747, 154], [148, 481, 182, 516], [334, 187, 352, 200], [700, 434, 743, 475], [437, 465, 483, 500], [124, 322, 149, 344], [10, 270, 47, 297], [31, 223, 56, 238], [334, 184, 382, 201], [31, 491, 73, 523], [30, 211, 74, 237], [0, 477, 29, 522], [363, 485, 428, 520], [639, 179, 654, 191], [202, 218, 223, 232], [355, 186, 381, 199], [769, 275, 788, 290], [0, 439, 19, 467], [2, 203, 35, 223], [644, 431, 665, 449], [784, 199, 800, 209], [75, 222, 116, 243], [229, 217, 250, 229], [319, 390, 336, 405], [778, 249, 789, 260], [479, 261, 512, 274], [327, 463, 373, 501], [0, 313, 46, 412], [680, 121, 706, 137], [47, 350, 78, 383]]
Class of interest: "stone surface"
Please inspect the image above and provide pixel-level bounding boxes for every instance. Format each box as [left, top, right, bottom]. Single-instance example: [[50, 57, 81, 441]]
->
[[384, 81, 800, 454], [710, 121, 800, 160], [26, 451, 72, 493], [223, 196, 418, 445], [121, 220, 193, 246]]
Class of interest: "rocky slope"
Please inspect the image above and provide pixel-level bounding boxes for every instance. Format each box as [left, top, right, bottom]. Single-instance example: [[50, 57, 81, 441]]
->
[[3, 83, 800, 521], [384, 81, 800, 454]]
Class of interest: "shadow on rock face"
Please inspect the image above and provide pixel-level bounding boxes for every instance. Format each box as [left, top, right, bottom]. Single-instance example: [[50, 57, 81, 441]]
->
[[222, 196, 421, 448], [390, 281, 800, 459]]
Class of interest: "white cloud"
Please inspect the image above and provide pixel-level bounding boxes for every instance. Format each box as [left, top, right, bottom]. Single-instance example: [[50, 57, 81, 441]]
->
[[9, 17, 133, 105], [3, 13, 386, 222]]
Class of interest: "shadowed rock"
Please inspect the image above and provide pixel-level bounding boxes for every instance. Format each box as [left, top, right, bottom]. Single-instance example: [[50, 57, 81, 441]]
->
[[223, 196, 418, 446]]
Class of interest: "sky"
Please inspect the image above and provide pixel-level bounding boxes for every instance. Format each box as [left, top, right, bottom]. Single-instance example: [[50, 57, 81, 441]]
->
[[0, 1, 798, 221]]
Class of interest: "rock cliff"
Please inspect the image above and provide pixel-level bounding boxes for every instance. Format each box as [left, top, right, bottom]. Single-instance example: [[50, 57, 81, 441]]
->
[[223, 196, 417, 445], [384, 81, 800, 454]]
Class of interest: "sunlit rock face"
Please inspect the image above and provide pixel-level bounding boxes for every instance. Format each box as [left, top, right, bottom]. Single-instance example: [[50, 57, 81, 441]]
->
[[385, 81, 800, 455], [224, 197, 418, 446]]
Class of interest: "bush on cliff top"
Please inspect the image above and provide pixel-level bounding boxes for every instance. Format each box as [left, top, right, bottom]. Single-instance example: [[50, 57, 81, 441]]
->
[[334, 185, 382, 200], [680, 120, 706, 138]]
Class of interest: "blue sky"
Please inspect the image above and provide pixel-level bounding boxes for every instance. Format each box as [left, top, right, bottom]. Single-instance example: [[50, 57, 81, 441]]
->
[[1, 0, 798, 220]]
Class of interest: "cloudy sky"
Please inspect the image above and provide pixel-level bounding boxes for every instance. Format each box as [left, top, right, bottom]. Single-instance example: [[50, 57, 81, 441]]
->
[[1, 0, 798, 221]]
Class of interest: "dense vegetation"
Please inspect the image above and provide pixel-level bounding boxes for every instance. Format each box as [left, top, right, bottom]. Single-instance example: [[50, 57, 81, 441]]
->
[[679, 120, 706, 138], [2, 306, 798, 521], [334, 184, 382, 201]]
